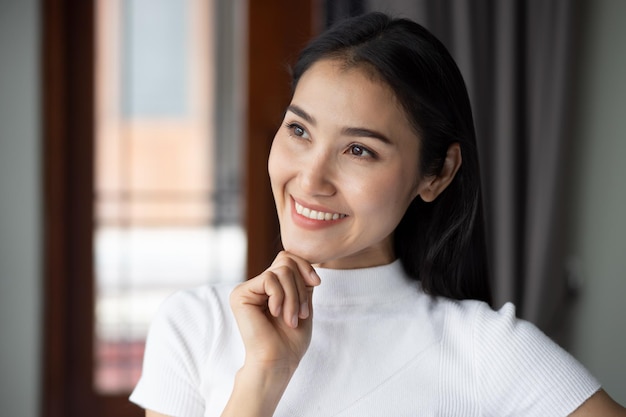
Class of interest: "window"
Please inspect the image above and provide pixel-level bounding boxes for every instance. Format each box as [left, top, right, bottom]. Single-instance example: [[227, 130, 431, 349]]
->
[[42, 1, 315, 415], [93, 0, 246, 393]]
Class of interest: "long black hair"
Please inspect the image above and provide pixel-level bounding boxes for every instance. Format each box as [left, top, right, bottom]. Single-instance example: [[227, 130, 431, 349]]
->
[[291, 12, 492, 304]]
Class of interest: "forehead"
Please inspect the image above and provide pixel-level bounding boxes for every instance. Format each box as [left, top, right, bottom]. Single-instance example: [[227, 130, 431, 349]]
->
[[291, 59, 413, 134]]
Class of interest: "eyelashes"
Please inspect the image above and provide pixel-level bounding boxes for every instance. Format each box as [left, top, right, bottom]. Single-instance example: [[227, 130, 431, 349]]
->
[[285, 122, 309, 139], [347, 143, 375, 158], [282, 121, 378, 160]]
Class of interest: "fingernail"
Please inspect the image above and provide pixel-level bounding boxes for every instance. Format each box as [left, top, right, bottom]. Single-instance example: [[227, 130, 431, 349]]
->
[[291, 315, 299, 328], [310, 270, 321, 284], [300, 301, 309, 318]]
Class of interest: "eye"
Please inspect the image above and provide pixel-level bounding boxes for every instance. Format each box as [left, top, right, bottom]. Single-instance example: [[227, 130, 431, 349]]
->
[[285, 122, 309, 139], [347, 143, 375, 159], [293, 125, 305, 136]]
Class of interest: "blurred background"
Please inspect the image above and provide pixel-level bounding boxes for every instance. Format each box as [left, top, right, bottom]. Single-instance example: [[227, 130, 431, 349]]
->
[[0, 0, 624, 416]]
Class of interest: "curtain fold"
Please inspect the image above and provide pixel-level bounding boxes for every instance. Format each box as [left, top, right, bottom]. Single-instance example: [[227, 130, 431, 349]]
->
[[519, 0, 578, 331], [361, 0, 579, 336]]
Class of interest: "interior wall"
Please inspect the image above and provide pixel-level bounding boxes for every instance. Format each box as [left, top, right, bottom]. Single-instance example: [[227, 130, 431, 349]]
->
[[0, 0, 42, 416], [566, 0, 626, 405]]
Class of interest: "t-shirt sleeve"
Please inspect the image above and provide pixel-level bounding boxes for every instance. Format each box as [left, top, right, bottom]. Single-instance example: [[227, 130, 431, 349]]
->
[[474, 302, 600, 417], [130, 287, 222, 416]]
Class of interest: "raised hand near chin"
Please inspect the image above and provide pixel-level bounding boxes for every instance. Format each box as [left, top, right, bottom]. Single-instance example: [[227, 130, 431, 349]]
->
[[221, 252, 321, 416], [229, 251, 321, 375]]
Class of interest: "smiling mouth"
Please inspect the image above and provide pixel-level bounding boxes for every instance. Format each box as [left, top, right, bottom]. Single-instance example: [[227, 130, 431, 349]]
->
[[294, 201, 347, 221]]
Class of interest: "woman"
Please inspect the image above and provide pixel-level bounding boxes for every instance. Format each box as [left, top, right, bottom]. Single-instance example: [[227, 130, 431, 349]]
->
[[131, 12, 625, 416]]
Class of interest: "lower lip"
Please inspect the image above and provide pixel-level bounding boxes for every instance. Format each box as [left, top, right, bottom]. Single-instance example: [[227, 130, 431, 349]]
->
[[290, 199, 347, 230]]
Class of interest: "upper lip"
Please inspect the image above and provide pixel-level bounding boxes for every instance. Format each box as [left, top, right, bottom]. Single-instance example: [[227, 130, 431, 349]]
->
[[291, 196, 347, 216]]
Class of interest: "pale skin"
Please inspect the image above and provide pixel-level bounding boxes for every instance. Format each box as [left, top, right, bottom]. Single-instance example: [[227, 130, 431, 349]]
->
[[146, 60, 625, 416]]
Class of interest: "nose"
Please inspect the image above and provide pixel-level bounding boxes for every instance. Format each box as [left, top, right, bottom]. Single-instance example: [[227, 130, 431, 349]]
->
[[298, 152, 336, 197]]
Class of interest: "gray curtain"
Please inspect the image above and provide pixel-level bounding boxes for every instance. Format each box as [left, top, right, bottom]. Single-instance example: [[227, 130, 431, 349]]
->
[[357, 0, 579, 336]]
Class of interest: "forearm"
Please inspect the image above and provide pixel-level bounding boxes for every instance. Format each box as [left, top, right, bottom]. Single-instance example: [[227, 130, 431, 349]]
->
[[220, 364, 295, 417]]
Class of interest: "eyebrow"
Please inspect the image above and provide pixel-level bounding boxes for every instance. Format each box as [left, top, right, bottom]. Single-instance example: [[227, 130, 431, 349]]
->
[[287, 104, 316, 125], [342, 127, 392, 145], [286, 104, 393, 145]]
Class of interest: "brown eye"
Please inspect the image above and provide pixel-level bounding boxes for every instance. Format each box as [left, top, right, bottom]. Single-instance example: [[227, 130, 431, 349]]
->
[[285, 122, 309, 139], [350, 145, 365, 156], [294, 125, 305, 136], [350, 144, 376, 158]]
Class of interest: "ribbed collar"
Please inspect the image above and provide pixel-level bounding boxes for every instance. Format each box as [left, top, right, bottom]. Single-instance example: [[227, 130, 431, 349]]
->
[[312, 259, 418, 306]]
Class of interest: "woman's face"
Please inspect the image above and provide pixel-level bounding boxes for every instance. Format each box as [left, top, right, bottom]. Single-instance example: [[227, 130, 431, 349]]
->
[[268, 59, 426, 269]]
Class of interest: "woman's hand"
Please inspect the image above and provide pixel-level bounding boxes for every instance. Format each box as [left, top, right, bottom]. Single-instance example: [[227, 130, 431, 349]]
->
[[230, 250, 321, 372], [221, 251, 321, 417]]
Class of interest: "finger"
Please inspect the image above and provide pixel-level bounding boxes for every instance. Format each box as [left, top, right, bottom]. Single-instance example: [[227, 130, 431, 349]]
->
[[272, 253, 316, 319], [230, 273, 284, 318], [302, 285, 314, 321], [272, 251, 321, 288], [278, 256, 310, 319], [263, 273, 285, 318], [272, 265, 303, 328]]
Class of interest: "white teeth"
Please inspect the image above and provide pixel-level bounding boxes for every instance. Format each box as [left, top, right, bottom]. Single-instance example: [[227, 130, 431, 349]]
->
[[294, 201, 346, 221]]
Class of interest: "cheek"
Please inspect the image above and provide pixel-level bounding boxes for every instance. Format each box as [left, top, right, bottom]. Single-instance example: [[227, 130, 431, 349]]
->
[[267, 143, 278, 182], [268, 136, 299, 202], [268, 139, 286, 187], [359, 171, 417, 219], [379, 165, 418, 199]]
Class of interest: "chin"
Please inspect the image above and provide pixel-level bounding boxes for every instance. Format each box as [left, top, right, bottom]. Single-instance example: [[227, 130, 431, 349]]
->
[[282, 241, 331, 265]]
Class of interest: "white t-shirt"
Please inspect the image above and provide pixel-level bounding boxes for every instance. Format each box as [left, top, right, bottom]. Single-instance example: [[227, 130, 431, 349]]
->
[[130, 260, 600, 416]]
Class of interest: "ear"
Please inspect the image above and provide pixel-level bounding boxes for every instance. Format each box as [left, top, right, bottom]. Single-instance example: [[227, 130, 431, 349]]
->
[[418, 143, 462, 203]]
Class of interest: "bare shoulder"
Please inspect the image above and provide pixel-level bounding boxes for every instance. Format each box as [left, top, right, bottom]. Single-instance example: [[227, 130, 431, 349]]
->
[[570, 390, 626, 416]]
